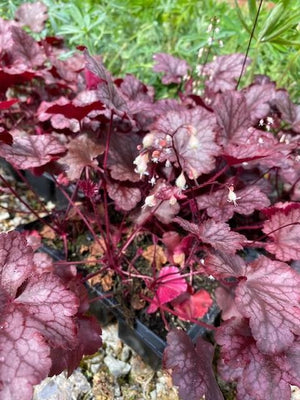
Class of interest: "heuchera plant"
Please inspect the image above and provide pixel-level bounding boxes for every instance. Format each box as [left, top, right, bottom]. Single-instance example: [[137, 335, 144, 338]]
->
[[0, 4, 300, 400]]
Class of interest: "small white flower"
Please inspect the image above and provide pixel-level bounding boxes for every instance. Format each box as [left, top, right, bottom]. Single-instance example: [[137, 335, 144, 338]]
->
[[175, 172, 187, 190], [188, 134, 199, 149], [149, 176, 156, 186], [259, 119, 264, 126], [218, 39, 223, 48], [266, 116, 274, 124], [142, 134, 154, 148], [258, 137, 264, 144], [169, 195, 177, 206], [208, 37, 213, 45], [227, 185, 241, 207], [133, 153, 149, 177], [165, 159, 171, 168], [143, 194, 157, 209]]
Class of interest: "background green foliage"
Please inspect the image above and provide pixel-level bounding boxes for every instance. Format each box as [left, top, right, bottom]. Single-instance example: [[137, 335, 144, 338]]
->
[[1, 0, 299, 100]]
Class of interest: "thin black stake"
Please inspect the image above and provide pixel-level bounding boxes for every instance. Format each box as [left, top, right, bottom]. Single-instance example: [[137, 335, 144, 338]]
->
[[236, 0, 264, 89]]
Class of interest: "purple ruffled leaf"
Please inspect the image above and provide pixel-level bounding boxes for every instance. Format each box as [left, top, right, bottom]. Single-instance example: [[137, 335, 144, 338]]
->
[[196, 185, 270, 222], [263, 207, 300, 261], [202, 54, 251, 93], [14, 2, 48, 33], [107, 183, 141, 211], [153, 53, 191, 85], [236, 255, 300, 354], [164, 330, 224, 400], [0, 131, 66, 169], [175, 217, 246, 253], [59, 134, 104, 180]]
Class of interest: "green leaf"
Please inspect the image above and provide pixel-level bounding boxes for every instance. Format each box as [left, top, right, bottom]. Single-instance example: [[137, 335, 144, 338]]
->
[[247, 0, 257, 22], [234, 0, 252, 35], [261, 12, 300, 42], [257, 3, 284, 41]]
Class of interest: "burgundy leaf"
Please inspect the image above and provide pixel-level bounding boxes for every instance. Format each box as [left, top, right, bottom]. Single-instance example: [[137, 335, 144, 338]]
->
[[215, 286, 242, 320], [0, 69, 36, 93], [216, 318, 294, 400], [15, 273, 79, 348], [204, 251, 247, 280], [0, 128, 13, 145], [84, 50, 128, 116], [0, 231, 33, 297], [107, 132, 141, 182], [0, 231, 82, 400], [119, 74, 154, 102], [214, 91, 251, 144], [236, 255, 300, 353], [15, 2, 48, 33], [49, 315, 102, 376], [0, 309, 51, 400], [0, 132, 66, 169], [45, 100, 104, 121], [172, 290, 213, 321], [147, 266, 187, 313], [107, 182, 141, 211], [196, 185, 270, 222], [153, 53, 191, 85], [275, 90, 300, 133], [202, 53, 251, 93], [243, 83, 276, 122], [152, 108, 220, 179], [0, 98, 18, 110], [175, 217, 246, 253], [10, 26, 46, 67], [164, 330, 224, 400], [59, 134, 104, 180], [263, 206, 300, 261]]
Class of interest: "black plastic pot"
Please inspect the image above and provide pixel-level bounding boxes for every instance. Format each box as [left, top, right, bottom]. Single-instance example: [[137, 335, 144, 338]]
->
[[16, 220, 220, 370]]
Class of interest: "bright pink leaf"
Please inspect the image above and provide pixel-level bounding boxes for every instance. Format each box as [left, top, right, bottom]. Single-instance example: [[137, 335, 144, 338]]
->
[[107, 182, 141, 211], [164, 330, 224, 400], [175, 217, 246, 253], [14, 2, 48, 33], [59, 134, 104, 180], [202, 53, 251, 93], [173, 290, 213, 321], [236, 255, 300, 354], [196, 185, 270, 221], [147, 266, 187, 313], [153, 53, 191, 85], [263, 207, 300, 261], [0, 132, 65, 169]]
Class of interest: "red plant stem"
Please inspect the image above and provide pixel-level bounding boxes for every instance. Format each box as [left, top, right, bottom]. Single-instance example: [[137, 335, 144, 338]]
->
[[0, 173, 61, 234], [234, 223, 264, 231], [183, 164, 229, 197], [10, 168, 50, 215], [103, 110, 114, 170]]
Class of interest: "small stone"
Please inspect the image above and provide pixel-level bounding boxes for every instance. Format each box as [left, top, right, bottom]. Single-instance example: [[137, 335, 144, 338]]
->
[[104, 355, 131, 378], [291, 385, 300, 400], [130, 354, 154, 384], [120, 345, 131, 362]]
